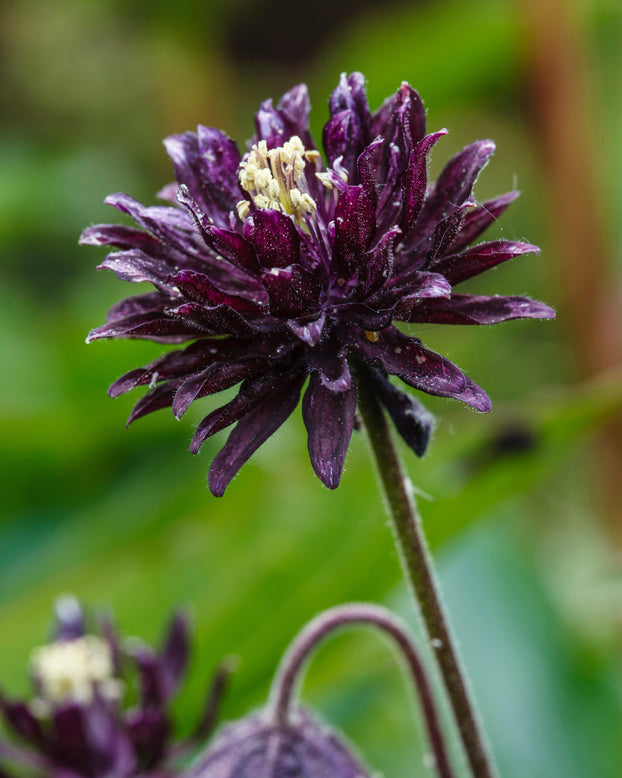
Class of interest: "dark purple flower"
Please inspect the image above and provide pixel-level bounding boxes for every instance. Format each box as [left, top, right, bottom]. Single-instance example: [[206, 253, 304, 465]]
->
[[0, 597, 229, 778], [182, 708, 371, 778], [83, 72, 554, 496]]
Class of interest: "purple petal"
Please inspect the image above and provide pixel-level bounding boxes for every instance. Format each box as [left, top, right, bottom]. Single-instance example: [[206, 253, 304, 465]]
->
[[163, 131, 207, 213], [172, 359, 265, 419], [302, 372, 357, 489], [431, 240, 540, 285], [419, 140, 496, 231], [362, 366, 434, 457], [171, 269, 262, 311], [126, 707, 170, 769], [355, 328, 491, 411], [130, 647, 166, 707], [87, 312, 204, 343], [359, 226, 400, 295], [53, 596, 85, 641], [207, 372, 305, 496], [80, 224, 163, 255], [450, 191, 520, 251], [406, 294, 556, 325], [197, 126, 243, 214], [392, 274, 452, 320], [333, 185, 375, 279], [0, 698, 47, 749], [286, 312, 326, 346], [160, 611, 190, 697], [400, 130, 447, 233], [322, 110, 357, 171], [51, 704, 89, 771], [277, 84, 313, 146], [97, 249, 177, 291], [201, 224, 260, 277], [373, 82, 425, 142], [261, 264, 321, 319], [254, 98, 288, 149], [356, 138, 384, 208], [127, 382, 179, 425], [108, 345, 208, 398], [253, 209, 300, 269], [104, 193, 196, 255], [167, 302, 257, 337], [329, 72, 371, 130]]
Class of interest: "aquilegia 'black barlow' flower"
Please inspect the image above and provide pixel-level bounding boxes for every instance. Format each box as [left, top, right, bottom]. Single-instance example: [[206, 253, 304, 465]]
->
[[183, 709, 371, 778], [0, 597, 228, 778], [83, 72, 554, 496]]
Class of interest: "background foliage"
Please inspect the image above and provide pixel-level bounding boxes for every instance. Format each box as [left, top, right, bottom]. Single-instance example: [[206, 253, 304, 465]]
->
[[1, 0, 621, 775]]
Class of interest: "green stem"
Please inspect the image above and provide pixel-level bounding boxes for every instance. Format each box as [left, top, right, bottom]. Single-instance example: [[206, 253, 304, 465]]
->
[[356, 369, 497, 778]]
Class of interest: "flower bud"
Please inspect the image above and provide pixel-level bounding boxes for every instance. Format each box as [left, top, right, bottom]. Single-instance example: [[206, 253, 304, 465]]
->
[[185, 707, 371, 778]]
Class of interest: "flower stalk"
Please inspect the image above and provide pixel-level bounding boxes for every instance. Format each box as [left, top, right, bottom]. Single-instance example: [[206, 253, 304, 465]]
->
[[269, 603, 455, 778], [356, 368, 497, 778]]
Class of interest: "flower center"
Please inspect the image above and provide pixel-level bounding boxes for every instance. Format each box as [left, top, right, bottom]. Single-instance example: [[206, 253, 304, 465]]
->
[[237, 136, 320, 229], [30, 635, 120, 705]]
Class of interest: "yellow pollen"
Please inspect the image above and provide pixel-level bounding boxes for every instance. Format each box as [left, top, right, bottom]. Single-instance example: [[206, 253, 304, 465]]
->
[[30, 636, 121, 706], [237, 135, 319, 229], [365, 330, 380, 343]]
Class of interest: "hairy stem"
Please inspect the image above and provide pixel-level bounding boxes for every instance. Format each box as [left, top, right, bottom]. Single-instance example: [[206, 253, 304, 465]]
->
[[356, 370, 497, 778], [269, 603, 455, 778]]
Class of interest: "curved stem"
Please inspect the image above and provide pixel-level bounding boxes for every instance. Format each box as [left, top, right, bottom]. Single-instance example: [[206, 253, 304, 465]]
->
[[269, 603, 455, 778], [355, 369, 497, 778]]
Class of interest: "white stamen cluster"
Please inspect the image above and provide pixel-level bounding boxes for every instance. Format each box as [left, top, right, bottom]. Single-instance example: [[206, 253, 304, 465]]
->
[[30, 636, 120, 706], [237, 136, 320, 228]]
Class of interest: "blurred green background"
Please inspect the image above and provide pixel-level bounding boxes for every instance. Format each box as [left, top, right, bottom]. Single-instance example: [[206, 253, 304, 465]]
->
[[1, 0, 621, 775]]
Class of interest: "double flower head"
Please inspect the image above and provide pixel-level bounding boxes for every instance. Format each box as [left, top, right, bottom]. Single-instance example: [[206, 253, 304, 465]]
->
[[83, 72, 554, 496]]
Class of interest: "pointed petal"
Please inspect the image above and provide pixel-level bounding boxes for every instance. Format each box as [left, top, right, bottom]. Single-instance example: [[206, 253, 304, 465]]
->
[[277, 83, 312, 145], [261, 264, 321, 319], [97, 249, 177, 291], [400, 130, 448, 233], [322, 110, 356, 171], [160, 612, 190, 696], [108, 345, 207, 397], [253, 209, 300, 269], [406, 294, 556, 325], [197, 126, 243, 214], [362, 366, 434, 457], [207, 373, 305, 496], [355, 328, 491, 411], [254, 98, 288, 149], [431, 240, 540, 285], [420, 140, 496, 228], [450, 191, 520, 252], [329, 72, 371, 132], [356, 138, 384, 208], [80, 224, 162, 255], [0, 699, 47, 748], [302, 373, 357, 489], [130, 647, 166, 707], [359, 226, 400, 295], [53, 596, 85, 641], [127, 382, 179, 425], [87, 312, 204, 343], [333, 185, 375, 279], [286, 312, 326, 346], [104, 193, 195, 255], [172, 359, 265, 419], [171, 269, 262, 310]]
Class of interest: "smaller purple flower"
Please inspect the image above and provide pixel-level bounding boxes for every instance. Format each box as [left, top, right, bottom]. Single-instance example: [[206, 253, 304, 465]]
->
[[0, 597, 229, 778], [83, 73, 555, 496], [183, 709, 371, 778]]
